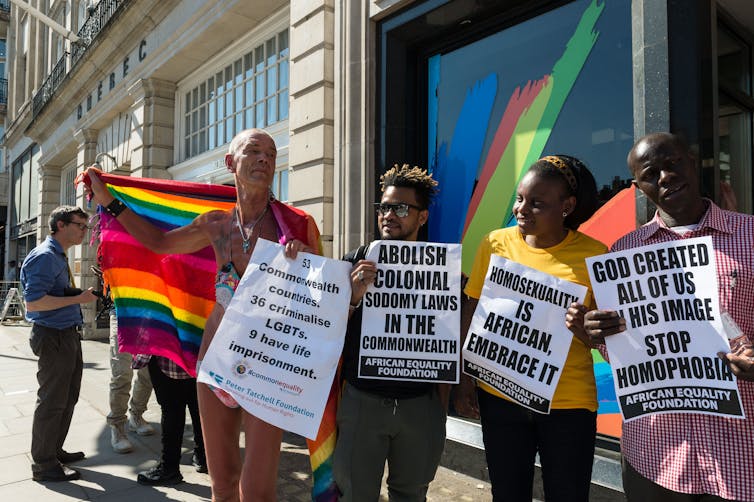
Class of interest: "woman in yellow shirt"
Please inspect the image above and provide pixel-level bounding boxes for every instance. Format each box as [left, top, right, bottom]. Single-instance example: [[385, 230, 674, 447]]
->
[[457, 155, 606, 501]]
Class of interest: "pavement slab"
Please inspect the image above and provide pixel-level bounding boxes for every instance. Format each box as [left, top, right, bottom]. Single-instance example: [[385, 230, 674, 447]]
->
[[0, 323, 492, 501]]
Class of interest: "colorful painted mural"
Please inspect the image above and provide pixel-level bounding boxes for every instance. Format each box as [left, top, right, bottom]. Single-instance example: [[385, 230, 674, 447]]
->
[[426, 0, 636, 438]]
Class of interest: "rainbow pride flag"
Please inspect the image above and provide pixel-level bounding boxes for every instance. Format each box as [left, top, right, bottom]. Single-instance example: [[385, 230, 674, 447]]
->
[[84, 172, 338, 501], [94, 174, 235, 373]]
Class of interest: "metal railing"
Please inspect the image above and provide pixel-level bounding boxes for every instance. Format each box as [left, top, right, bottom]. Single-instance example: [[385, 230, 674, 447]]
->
[[0, 78, 7, 106], [71, 0, 126, 66], [31, 0, 129, 120], [31, 52, 69, 118]]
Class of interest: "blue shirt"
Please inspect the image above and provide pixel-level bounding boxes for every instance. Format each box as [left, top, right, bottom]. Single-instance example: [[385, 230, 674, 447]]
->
[[20, 236, 83, 328]]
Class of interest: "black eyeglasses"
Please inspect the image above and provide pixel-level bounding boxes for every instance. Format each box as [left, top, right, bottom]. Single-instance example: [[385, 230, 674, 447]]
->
[[68, 222, 91, 230], [373, 202, 423, 218]]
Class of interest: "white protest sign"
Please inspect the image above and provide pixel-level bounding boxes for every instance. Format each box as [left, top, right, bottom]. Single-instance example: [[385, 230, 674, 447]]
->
[[358, 241, 461, 383], [198, 238, 351, 439], [586, 236, 744, 421], [462, 256, 587, 413]]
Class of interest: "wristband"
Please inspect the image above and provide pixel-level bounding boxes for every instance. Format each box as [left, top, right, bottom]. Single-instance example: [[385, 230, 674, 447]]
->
[[349, 299, 362, 311], [105, 198, 127, 217]]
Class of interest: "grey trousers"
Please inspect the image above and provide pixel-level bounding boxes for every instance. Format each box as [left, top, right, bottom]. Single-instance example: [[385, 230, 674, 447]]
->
[[29, 324, 83, 471], [333, 382, 447, 502], [106, 310, 152, 426]]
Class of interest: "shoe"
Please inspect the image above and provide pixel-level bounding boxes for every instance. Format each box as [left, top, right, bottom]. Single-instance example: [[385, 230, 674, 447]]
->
[[57, 450, 85, 464], [136, 463, 183, 486], [192, 451, 208, 473], [110, 423, 134, 453], [128, 414, 156, 436], [33, 464, 81, 482]]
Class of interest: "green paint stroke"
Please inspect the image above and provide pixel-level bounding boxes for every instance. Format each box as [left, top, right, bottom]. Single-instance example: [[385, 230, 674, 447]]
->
[[461, 0, 605, 274]]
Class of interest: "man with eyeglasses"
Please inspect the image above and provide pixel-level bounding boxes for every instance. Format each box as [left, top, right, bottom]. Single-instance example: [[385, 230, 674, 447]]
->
[[333, 164, 447, 501], [21, 206, 99, 482]]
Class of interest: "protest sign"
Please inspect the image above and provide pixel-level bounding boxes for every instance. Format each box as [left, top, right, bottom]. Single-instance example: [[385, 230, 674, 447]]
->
[[358, 241, 461, 383], [587, 236, 744, 421], [198, 239, 351, 439], [462, 256, 587, 413]]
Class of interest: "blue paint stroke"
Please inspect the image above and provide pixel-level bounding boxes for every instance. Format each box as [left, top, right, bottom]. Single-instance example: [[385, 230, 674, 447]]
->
[[430, 73, 497, 243], [595, 361, 619, 413]]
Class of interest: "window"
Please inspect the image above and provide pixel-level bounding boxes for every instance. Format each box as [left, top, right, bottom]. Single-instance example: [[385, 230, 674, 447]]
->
[[719, 25, 751, 95], [77, 1, 88, 32], [20, 17, 29, 56], [271, 168, 289, 202], [0, 126, 5, 173], [0, 39, 6, 78], [382, 0, 633, 442], [717, 19, 754, 214], [61, 167, 77, 206], [10, 145, 40, 229], [425, 0, 633, 246], [182, 29, 289, 160]]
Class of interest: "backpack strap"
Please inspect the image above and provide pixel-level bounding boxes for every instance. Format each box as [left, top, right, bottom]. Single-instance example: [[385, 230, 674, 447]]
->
[[343, 244, 368, 264]]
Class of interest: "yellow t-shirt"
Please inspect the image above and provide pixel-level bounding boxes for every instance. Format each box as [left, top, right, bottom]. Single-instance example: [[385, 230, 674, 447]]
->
[[464, 226, 607, 411]]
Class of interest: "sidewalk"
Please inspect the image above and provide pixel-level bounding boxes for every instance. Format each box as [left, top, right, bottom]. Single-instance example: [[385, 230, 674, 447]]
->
[[0, 322, 491, 501]]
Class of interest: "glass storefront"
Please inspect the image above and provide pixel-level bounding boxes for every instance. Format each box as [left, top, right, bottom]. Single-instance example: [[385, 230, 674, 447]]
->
[[381, 0, 634, 441], [717, 20, 754, 214]]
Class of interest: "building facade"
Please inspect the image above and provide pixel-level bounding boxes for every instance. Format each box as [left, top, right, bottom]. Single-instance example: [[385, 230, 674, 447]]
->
[[3, 0, 754, 486], [0, 0, 9, 271]]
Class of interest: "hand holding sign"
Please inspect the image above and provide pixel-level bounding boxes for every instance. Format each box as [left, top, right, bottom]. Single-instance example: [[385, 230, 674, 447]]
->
[[719, 347, 754, 382], [463, 256, 587, 414], [565, 302, 592, 347], [586, 236, 745, 421], [584, 309, 627, 345], [198, 238, 351, 439], [349, 259, 377, 307]]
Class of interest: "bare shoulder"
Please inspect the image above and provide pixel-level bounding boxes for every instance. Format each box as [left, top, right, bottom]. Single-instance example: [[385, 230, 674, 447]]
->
[[194, 209, 231, 227], [192, 209, 232, 240]]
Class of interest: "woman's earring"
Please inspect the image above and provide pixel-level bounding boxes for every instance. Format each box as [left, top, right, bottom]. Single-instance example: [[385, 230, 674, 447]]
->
[[562, 211, 568, 218]]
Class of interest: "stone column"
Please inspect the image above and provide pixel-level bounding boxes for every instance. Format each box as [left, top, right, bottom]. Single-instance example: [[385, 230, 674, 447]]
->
[[332, 0, 374, 257], [290, 0, 335, 257], [36, 162, 62, 244], [72, 128, 104, 339], [127, 78, 177, 179]]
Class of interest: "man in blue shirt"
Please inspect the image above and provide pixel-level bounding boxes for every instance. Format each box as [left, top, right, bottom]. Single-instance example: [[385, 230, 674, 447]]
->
[[21, 206, 99, 482]]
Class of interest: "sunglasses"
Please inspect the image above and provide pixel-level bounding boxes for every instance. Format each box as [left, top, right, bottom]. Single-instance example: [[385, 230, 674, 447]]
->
[[373, 202, 423, 218], [68, 222, 91, 230]]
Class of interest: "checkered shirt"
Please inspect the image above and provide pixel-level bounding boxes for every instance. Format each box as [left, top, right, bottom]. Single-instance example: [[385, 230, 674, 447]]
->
[[131, 354, 192, 380], [611, 200, 754, 500]]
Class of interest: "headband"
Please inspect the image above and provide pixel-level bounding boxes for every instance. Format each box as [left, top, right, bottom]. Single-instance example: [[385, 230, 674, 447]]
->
[[540, 155, 578, 192]]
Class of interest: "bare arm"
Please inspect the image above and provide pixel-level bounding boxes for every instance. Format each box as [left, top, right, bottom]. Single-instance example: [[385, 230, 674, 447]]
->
[[84, 167, 212, 255], [26, 289, 98, 312]]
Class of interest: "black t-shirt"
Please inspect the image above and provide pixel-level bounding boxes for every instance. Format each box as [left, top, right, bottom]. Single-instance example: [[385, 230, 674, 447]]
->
[[340, 245, 433, 399]]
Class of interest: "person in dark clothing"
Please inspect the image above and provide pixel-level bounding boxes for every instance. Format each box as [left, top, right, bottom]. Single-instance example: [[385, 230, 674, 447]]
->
[[133, 355, 206, 485]]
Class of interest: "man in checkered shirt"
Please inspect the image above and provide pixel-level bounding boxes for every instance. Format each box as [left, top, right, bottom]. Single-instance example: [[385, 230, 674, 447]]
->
[[584, 132, 754, 501]]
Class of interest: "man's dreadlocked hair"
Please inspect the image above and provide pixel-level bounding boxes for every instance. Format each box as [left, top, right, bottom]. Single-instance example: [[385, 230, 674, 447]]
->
[[380, 163, 439, 209]]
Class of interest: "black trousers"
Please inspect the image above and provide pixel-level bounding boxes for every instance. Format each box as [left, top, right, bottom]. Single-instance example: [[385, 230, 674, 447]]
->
[[477, 389, 597, 502], [29, 324, 83, 471], [147, 358, 204, 471]]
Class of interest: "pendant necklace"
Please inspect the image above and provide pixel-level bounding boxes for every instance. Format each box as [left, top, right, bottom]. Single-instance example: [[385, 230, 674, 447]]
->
[[236, 205, 268, 254]]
